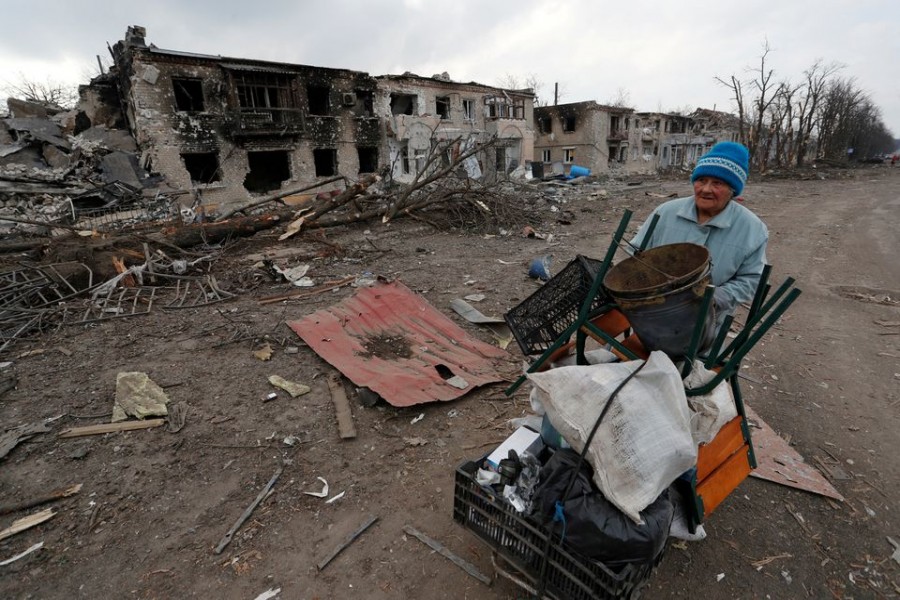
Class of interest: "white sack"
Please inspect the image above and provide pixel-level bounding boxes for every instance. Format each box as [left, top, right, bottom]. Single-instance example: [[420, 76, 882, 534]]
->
[[683, 362, 738, 446], [527, 351, 696, 523]]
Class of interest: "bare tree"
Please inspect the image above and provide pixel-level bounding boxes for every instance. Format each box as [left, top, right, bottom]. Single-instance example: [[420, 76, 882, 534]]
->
[[715, 74, 748, 145], [608, 88, 632, 108], [794, 60, 841, 166], [497, 73, 546, 105], [2, 73, 79, 110]]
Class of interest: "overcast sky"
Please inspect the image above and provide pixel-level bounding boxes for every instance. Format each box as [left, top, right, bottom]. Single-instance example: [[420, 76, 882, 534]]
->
[[2, 0, 898, 139]]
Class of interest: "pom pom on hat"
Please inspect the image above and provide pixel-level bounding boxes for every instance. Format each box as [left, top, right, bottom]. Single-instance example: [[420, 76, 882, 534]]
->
[[691, 142, 749, 196]]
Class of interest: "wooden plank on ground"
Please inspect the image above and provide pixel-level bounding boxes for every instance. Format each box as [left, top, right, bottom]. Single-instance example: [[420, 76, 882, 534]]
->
[[327, 374, 357, 439], [0, 508, 56, 542], [58, 419, 165, 438]]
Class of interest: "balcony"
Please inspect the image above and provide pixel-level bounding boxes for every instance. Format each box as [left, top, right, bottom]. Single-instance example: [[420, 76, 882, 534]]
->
[[224, 108, 304, 137], [607, 129, 628, 141]]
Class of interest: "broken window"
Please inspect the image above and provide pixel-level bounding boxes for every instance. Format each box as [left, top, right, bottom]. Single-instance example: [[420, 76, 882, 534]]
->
[[307, 85, 330, 116], [358, 147, 378, 174], [172, 78, 204, 112], [485, 96, 525, 119], [181, 152, 221, 184], [625, 118, 630, 130], [462, 99, 474, 121], [495, 147, 507, 171], [542, 149, 551, 163], [563, 116, 576, 132], [391, 93, 417, 116], [436, 96, 451, 119], [232, 71, 298, 127], [353, 90, 375, 116], [663, 146, 669, 159], [243, 150, 290, 193], [563, 148, 575, 164], [539, 117, 552, 134], [610, 116, 620, 131], [619, 146, 627, 162], [313, 148, 337, 176]]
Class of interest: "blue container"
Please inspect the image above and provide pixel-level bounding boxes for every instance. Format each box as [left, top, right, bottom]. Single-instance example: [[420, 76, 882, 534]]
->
[[568, 165, 591, 178]]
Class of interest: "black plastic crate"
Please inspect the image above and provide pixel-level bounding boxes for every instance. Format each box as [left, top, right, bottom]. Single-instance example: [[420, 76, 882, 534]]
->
[[505, 255, 609, 356], [453, 460, 661, 600]]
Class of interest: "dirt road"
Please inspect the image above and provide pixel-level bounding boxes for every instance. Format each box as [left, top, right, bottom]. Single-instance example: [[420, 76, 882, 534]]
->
[[1, 167, 898, 599]]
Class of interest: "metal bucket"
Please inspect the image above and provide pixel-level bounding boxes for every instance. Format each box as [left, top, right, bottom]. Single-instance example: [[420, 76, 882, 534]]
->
[[603, 243, 715, 358]]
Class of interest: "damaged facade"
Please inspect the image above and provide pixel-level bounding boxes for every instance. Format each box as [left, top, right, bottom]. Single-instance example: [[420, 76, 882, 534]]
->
[[87, 26, 534, 213], [535, 102, 743, 176], [376, 73, 534, 183]]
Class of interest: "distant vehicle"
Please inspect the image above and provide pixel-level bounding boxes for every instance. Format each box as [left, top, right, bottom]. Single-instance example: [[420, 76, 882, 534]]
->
[[860, 155, 885, 163]]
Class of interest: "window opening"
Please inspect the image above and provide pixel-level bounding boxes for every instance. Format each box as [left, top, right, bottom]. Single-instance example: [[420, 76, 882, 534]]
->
[[313, 148, 337, 176], [172, 78, 204, 112], [182, 152, 221, 184], [563, 116, 576, 132], [358, 147, 378, 173], [436, 96, 451, 119], [390, 93, 417, 116], [307, 85, 330, 116], [542, 149, 551, 163], [462, 99, 474, 121], [563, 148, 575, 163], [244, 150, 290, 193]]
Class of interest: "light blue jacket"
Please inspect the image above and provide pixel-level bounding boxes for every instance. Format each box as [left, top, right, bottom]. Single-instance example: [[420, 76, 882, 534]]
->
[[629, 196, 768, 325]]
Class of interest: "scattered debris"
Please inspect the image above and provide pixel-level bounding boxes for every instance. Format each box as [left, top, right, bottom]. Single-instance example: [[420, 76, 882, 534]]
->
[[750, 553, 793, 569], [58, 419, 166, 438], [263, 392, 278, 403], [450, 298, 504, 324], [287, 280, 506, 407], [410, 414, 425, 425], [268, 375, 311, 398], [251, 588, 281, 600], [325, 491, 345, 504], [0, 483, 82, 516], [112, 371, 170, 422], [0, 542, 44, 566], [327, 374, 357, 439], [887, 537, 900, 566], [528, 255, 552, 280], [746, 406, 844, 501], [316, 515, 378, 571], [402, 525, 492, 586], [253, 344, 274, 361], [404, 437, 428, 447], [304, 477, 329, 498], [0, 508, 56, 541], [166, 401, 187, 433], [214, 463, 283, 554], [0, 421, 51, 460]]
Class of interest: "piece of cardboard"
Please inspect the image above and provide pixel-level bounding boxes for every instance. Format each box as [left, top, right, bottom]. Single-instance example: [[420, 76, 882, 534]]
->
[[487, 426, 543, 469]]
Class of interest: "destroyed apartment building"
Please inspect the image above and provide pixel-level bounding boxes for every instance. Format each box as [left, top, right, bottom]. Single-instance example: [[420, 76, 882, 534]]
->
[[86, 26, 534, 214], [534, 102, 742, 177]]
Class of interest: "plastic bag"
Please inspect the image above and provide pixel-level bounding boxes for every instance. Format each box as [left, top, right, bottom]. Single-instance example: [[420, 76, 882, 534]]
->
[[532, 448, 673, 568], [527, 351, 696, 523], [683, 362, 737, 445]]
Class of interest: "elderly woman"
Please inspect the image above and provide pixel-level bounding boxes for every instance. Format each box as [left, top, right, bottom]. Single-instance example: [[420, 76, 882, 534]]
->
[[630, 141, 768, 332]]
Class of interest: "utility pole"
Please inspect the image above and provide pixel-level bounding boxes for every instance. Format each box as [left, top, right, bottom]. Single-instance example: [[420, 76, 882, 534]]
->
[[554, 82, 559, 106]]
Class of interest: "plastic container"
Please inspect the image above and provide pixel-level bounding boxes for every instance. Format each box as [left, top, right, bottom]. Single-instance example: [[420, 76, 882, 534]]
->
[[453, 459, 663, 600], [568, 165, 591, 178], [505, 255, 609, 356]]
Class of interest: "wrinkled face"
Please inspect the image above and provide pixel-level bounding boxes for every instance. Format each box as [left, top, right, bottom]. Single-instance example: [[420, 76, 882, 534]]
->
[[693, 176, 733, 220]]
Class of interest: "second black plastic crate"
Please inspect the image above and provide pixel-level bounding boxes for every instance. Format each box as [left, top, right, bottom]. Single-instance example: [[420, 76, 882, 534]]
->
[[504, 255, 609, 356], [452, 460, 661, 600]]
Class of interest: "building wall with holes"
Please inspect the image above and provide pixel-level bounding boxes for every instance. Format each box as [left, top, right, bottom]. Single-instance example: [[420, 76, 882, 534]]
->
[[109, 27, 382, 214]]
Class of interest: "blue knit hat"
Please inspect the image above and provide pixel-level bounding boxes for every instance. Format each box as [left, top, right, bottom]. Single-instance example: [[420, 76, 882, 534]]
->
[[691, 141, 750, 196]]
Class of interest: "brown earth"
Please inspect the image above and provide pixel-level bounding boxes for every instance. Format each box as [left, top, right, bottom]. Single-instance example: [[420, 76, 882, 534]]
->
[[1, 165, 899, 600]]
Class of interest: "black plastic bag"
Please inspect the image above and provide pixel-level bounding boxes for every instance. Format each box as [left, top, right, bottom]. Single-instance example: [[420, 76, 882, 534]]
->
[[531, 448, 674, 569]]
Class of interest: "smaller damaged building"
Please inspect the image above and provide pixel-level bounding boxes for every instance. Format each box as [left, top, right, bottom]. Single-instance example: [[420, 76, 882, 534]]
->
[[534, 102, 648, 176], [536, 103, 743, 176], [375, 73, 534, 184]]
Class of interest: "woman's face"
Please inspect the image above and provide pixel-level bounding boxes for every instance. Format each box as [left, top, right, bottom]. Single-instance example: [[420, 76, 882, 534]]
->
[[693, 176, 733, 220]]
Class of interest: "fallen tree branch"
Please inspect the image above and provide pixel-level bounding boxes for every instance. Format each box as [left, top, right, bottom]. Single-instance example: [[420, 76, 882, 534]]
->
[[216, 176, 345, 221]]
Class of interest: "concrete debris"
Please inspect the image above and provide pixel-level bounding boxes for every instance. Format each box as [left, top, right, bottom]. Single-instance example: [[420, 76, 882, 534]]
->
[[112, 371, 171, 422]]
